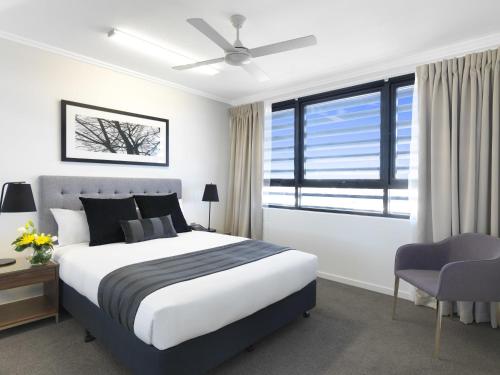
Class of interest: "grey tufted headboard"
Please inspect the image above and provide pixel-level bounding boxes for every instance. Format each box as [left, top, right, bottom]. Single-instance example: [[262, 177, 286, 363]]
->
[[38, 175, 182, 235]]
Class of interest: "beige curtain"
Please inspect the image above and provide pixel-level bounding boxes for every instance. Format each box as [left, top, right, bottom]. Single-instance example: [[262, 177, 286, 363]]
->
[[224, 102, 264, 239], [413, 47, 500, 325]]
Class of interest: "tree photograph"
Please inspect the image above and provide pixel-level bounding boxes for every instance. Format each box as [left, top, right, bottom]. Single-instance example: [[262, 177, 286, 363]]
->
[[74, 115, 161, 156]]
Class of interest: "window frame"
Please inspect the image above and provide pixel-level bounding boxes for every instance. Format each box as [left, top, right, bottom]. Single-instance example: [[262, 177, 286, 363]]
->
[[266, 73, 415, 218]]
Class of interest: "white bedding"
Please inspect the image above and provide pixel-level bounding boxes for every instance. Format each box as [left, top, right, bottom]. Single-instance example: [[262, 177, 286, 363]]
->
[[53, 231, 317, 350]]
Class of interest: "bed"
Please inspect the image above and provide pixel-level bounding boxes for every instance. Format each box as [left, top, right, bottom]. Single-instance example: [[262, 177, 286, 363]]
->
[[38, 175, 317, 375]]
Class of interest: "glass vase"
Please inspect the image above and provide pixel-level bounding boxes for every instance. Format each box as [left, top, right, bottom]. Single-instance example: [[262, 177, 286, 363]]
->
[[27, 247, 53, 265]]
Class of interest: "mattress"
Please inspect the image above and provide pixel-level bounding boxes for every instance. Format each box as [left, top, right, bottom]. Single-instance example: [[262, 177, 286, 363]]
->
[[53, 231, 318, 350]]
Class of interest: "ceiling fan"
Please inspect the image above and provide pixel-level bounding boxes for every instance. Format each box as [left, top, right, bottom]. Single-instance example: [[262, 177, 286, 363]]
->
[[172, 14, 317, 82]]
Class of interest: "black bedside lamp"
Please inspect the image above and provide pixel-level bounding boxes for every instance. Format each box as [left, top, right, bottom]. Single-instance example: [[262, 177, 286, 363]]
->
[[0, 182, 37, 267], [202, 183, 219, 232]]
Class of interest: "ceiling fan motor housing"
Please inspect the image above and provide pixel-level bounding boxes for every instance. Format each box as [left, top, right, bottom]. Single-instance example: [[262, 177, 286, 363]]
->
[[225, 47, 251, 66]]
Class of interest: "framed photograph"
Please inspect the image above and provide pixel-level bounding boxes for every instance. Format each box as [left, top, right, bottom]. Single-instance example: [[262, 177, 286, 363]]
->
[[61, 100, 169, 166]]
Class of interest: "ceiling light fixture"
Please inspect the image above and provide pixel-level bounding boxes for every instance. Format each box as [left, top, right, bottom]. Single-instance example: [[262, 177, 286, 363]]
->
[[108, 28, 219, 76]]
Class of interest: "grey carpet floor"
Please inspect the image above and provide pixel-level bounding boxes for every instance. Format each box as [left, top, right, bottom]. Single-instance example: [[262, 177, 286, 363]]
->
[[1, 278, 499, 375]]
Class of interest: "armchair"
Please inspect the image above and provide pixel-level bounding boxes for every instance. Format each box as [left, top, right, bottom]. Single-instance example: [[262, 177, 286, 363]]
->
[[393, 233, 500, 357]]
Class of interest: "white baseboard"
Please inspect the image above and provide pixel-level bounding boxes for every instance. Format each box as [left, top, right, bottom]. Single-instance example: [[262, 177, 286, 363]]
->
[[317, 271, 413, 301]]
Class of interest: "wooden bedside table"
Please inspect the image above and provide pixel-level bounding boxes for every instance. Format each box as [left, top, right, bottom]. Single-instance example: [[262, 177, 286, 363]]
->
[[0, 258, 59, 331]]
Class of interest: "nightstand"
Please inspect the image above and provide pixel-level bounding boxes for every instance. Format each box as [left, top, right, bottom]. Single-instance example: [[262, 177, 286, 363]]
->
[[0, 258, 59, 331]]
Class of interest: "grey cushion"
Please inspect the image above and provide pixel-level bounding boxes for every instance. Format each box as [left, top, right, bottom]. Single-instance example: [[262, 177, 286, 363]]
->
[[120, 215, 177, 244], [396, 269, 440, 297]]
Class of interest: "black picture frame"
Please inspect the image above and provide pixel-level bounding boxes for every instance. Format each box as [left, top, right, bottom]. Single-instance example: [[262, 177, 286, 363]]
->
[[61, 100, 169, 167]]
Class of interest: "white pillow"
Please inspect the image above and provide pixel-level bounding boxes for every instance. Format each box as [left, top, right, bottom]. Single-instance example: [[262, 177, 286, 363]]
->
[[50, 208, 90, 246]]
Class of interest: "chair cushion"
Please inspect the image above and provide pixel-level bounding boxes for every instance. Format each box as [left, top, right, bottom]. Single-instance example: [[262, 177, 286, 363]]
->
[[396, 269, 440, 297]]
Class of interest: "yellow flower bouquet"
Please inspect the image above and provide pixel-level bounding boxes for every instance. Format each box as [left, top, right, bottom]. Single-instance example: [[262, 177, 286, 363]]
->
[[12, 220, 57, 265]]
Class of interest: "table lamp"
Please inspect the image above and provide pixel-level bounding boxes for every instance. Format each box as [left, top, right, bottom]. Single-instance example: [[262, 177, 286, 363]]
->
[[0, 182, 36, 266], [202, 183, 219, 232]]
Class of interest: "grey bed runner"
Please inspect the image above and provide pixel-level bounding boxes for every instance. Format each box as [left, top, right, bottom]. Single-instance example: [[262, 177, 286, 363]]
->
[[97, 239, 291, 331]]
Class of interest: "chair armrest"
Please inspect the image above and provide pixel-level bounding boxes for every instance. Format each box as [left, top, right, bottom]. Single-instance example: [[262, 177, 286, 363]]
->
[[437, 258, 500, 301], [395, 239, 450, 273]]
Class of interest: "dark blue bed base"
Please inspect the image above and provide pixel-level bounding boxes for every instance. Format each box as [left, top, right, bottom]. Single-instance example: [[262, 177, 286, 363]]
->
[[60, 280, 316, 375]]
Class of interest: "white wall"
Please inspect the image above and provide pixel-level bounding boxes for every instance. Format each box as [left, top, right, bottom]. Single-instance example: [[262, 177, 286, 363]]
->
[[263, 208, 414, 300], [0, 38, 229, 302]]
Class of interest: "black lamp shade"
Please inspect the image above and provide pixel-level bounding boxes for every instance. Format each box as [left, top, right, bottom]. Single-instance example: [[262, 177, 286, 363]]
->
[[202, 184, 219, 202], [1, 183, 36, 213]]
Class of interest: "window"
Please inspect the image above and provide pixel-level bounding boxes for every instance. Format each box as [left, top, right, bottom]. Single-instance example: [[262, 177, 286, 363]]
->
[[393, 85, 413, 180], [303, 91, 381, 180], [263, 74, 414, 217], [264, 108, 295, 181], [263, 106, 296, 207]]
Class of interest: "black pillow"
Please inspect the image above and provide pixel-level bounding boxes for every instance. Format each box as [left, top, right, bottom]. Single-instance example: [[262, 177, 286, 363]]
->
[[120, 215, 178, 244], [80, 197, 138, 246], [134, 193, 191, 233]]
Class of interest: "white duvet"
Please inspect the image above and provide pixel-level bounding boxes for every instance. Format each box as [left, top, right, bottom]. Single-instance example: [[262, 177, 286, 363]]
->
[[53, 231, 317, 350]]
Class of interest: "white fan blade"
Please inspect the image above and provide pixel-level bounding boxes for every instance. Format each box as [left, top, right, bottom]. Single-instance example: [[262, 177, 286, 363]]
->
[[187, 18, 234, 52], [172, 57, 224, 70], [242, 62, 270, 82], [250, 35, 317, 58]]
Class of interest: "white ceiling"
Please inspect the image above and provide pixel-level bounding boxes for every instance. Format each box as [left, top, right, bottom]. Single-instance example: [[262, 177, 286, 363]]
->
[[1, 0, 500, 103]]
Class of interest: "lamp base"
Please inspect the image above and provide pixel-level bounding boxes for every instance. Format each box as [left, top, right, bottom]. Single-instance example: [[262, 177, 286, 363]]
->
[[0, 258, 16, 267]]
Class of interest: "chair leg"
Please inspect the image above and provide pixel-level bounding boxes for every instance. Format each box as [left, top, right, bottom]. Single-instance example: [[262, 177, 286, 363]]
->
[[434, 300, 442, 358], [392, 276, 399, 320]]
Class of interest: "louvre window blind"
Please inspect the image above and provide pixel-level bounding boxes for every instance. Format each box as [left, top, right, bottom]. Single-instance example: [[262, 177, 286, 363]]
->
[[263, 75, 414, 217], [300, 187, 384, 213], [264, 108, 295, 180], [394, 85, 413, 180], [262, 186, 295, 207], [304, 92, 381, 180], [388, 189, 409, 215]]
